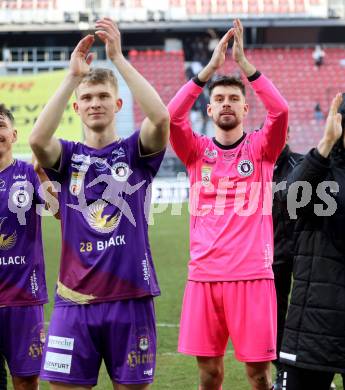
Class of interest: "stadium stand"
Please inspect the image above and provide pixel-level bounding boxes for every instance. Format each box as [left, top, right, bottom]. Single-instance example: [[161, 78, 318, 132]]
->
[[128, 48, 187, 175], [167, 0, 325, 17], [0, 0, 57, 9], [0, 0, 327, 23], [129, 49, 186, 127], [223, 47, 345, 153], [129, 46, 345, 153]]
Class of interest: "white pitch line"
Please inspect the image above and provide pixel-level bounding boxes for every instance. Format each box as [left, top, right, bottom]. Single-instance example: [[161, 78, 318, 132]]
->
[[157, 322, 180, 328]]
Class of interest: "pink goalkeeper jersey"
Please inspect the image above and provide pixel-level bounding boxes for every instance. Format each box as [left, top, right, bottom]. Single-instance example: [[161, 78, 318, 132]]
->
[[168, 73, 288, 281]]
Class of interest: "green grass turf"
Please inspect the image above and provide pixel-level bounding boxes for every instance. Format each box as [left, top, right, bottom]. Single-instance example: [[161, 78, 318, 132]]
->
[[6, 204, 344, 389]]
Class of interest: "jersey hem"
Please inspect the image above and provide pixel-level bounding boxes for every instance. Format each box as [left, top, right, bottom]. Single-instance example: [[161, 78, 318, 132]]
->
[[54, 291, 160, 306], [187, 275, 274, 282], [0, 299, 48, 307]]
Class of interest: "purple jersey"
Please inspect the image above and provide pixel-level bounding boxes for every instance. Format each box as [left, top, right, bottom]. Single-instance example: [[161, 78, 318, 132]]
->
[[45, 131, 164, 305], [0, 160, 48, 306]]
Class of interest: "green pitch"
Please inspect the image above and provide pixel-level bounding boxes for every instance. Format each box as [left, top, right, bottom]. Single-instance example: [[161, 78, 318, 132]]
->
[[6, 204, 344, 389]]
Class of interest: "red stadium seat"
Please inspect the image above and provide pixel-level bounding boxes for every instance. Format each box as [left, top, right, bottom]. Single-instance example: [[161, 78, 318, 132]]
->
[[129, 49, 186, 128]]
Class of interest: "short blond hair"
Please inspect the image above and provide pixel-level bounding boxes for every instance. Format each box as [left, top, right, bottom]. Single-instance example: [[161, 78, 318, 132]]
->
[[76, 68, 118, 96]]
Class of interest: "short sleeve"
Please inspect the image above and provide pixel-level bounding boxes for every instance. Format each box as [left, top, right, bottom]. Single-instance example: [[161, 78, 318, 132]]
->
[[44, 139, 75, 182], [126, 131, 165, 179]]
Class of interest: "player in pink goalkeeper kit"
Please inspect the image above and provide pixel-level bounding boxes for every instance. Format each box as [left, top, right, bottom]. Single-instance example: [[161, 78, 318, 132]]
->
[[168, 20, 288, 390]]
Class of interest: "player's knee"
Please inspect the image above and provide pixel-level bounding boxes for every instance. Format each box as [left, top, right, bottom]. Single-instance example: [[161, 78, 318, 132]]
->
[[247, 368, 271, 390], [199, 364, 224, 388], [12, 375, 39, 390]]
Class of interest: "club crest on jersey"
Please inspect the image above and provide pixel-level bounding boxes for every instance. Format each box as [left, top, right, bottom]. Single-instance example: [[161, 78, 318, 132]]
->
[[237, 160, 254, 177], [111, 162, 130, 182], [138, 336, 149, 352], [12, 189, 30, 208], [201, 165, 212, 186], [69, 172, 85, 196], [0, 179, 5, 191], [204, 148, 218, 160]]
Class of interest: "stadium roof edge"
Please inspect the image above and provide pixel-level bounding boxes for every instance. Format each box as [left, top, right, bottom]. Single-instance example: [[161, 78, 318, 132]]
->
[[0, 18, 344, 33]]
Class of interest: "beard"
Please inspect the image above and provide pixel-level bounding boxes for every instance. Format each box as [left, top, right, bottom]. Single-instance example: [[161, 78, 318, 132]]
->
[[215, 114, 241, 131]]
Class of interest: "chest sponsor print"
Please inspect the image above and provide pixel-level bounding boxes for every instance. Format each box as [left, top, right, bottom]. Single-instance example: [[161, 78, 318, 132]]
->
[[201, 165, 212, 187]]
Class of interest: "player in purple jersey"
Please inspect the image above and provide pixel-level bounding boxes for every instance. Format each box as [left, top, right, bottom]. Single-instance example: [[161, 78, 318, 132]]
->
[[0, 104, 48, 390], [30, 18, 169, 389]]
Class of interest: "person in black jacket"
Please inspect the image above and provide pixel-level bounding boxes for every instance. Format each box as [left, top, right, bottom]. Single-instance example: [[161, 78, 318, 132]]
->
[[272, 130, 303, 390], [279, 93, 345, 389], [0, 354, 7, 390]]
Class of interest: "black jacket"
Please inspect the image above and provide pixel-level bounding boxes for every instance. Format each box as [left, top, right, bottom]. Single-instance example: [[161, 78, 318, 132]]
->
[[273, 145, 303, 265], [280, 146, 345, 373]]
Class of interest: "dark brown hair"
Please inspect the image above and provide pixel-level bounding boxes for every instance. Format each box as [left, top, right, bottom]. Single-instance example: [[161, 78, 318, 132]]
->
[[209, 76, 246, 97], [0, 103, 14, 124]]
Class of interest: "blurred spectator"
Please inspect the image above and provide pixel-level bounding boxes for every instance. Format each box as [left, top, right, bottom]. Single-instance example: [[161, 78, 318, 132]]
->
[[272, 128, 303, 390], [312, 45, 325, 68], [314, 102, 324, 121], [185, 64, 209, 134], [279, 94, 345, 389], [207, 29, 220, 56]]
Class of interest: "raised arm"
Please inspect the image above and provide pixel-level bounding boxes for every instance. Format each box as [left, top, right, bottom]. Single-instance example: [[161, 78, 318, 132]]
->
[[167, 27, 234, 165], [29, 35, 95, 168], [288, 93, 343, 186], [95, 18, 169, 155], [230, 19, 289, 162]]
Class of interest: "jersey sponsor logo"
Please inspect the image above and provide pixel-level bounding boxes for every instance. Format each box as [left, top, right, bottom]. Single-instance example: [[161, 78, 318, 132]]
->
[[43, 351, 72, 374], [201, 165, 212, 186], [111, 162, 130, 182], [94, 158, 109, 172], [96, 235, 126, 251], [0, 256, 25, 265], [71, 153, 90, 164], [0, 217, 17, 250], [237, 159, 254, 177], [127, 351, 154, 369], [86, 200, 121, 234], [204, 148, 218, 160], [30, 269, 39, 297], [111, 147, 126, 162], [12, 189, 30, 207], [0, 179, 5, 192], [69, 171, 85, 196], [142, 253, 151, 285], [71, 163, 89, 173], [264, 243, 273, 269], [13, 174, 27, 180], [222, 151, 236, 161], [48, 336, 74, 351]]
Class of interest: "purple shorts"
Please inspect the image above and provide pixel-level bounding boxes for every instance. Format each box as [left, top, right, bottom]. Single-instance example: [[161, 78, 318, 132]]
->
[[0, 305, 45, 377], [40, 297, 156, 386]]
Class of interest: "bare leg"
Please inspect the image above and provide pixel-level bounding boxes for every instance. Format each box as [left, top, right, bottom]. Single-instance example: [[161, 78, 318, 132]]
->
[[197, 356, 224, 390]]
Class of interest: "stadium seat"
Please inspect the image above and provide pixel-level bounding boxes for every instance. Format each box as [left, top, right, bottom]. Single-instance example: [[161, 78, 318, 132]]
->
[[129, 49, 186, 128]]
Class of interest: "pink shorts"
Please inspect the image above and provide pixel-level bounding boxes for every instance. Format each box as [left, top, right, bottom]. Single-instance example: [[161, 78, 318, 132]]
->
[[178, 279, 277, 362]]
